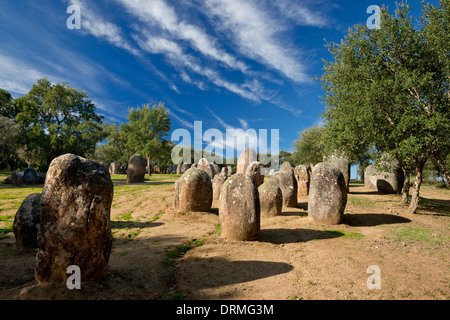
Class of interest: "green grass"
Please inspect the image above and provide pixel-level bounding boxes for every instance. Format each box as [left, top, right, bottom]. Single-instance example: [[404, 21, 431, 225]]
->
[[324, 229, 364, 239], [121, 211, 133, 221], [0, 224, 13, 234], [348, 196, 376, 207], [0, 215, 14, 222], [391, 226, 447, 244], [162, 238, 205, 267]]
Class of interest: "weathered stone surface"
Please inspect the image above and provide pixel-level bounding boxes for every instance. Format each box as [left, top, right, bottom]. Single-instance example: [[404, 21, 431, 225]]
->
[[294, 165, 310, 196], [245, 161, 264, 187], [270, 171, 298, 208], [191, 163, 197, 169], [13, 193, 41, 248], [174, 168, 213, 212], [221, 167, 227, 175], [236, 148, 257, 174], [364, 165, 378, 188], [308, 162, 347, 225], [227, 166, 233, 176], [22, 168, 38, 185], [181, 163, 190, 174], [258, 181, 282, 217], [36, 173, 46, 184], [212, 172, 228, 208], [324, 153, 350, 191], [280, 162, 294, 174], [269, 169, 275, 176], [213, 164, 220, 177], [127, 154, 146, 183], [197, 158, 216, 179], [36, 154, 113, 283], [376, 161, 404, 194], [154, 165, 161, 174], [11, 171, 22, 186], [219, 174, 260, 241], [176, 164, 182, 174]]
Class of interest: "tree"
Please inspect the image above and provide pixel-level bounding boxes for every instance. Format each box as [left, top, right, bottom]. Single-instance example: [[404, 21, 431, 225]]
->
[[0, 116, 20, 169], [121, 103, 172, 176], [318, 1, 449, 213], [12, 78, 106, 165], [292, 126, 325, 168]]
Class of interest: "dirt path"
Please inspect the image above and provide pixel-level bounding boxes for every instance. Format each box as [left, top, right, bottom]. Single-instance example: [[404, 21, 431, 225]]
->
[[0, 177, 448, 300]]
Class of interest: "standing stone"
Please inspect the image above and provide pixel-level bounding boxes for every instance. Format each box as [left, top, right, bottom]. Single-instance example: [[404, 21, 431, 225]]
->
[[176, 164, 182, 174], [364, 165, 378, 188], [236, 148, 257, 174], [270, 171, 298, 208], [37, 173, 46, 184], [190, 163, 197, 169], [36, 154, 113, 283], [174, 168, 213, 212], [13, 193, 41, 248], [294, 165, 310, 196], [197, 158, 216, 179], [219, 174, 260, 241], [181, 163, 190, 174], [280, 162, 294, 174], [374, 158, 404, 194], [212, 173, 228, 208], [258, 181, 282, 217], [324, 153, 350, 192], [245, 161, 264, 187], [221, 167, 227, 175], [11, 171, 22, 186], [154, 165, 161, 174], [227, 166, 233, 176], [22, 168, 38, 185], [308, 162, 347, 225], [127, 154, 146, 183], [212, 163, 220, 177]]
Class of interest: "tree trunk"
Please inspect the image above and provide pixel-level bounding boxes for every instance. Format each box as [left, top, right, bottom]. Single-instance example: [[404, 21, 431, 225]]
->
[[401, 166, 410, 204], [408, 160, 425, 214], [147, 156, 152, 177], [432, 150, 450, 187]]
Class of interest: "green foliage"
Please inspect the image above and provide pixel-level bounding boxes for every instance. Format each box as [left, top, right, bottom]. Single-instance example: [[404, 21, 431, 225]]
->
[[5, 78, 106, 166], [292, 125, 325, 166], [121, 103, 172, 172], [318, 1, 449, 211]]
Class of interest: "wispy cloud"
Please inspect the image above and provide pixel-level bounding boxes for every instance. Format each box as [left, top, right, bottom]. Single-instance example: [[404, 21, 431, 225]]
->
[[70, 0, 138, 54], [203, 0, 310, 83]]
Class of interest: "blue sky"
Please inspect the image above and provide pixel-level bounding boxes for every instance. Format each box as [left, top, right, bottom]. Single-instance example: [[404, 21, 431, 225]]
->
[[0, 0, 436, 158]]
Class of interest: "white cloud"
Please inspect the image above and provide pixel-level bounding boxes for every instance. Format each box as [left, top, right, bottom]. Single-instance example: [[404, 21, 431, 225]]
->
[[204, 0, 310, 83], [273, 0, 328, 27], [70, 0, 138, 54], [114, 0, 247, 72]]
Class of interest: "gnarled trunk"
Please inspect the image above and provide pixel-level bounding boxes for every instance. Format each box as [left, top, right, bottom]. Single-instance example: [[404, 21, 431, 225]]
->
[[408, 160, 425, 214], [401, 166, 410, 203], [432, 150, 450, 187]]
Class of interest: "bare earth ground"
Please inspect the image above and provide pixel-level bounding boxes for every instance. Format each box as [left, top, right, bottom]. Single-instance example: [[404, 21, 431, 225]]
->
[[0, 173, 449, 300]]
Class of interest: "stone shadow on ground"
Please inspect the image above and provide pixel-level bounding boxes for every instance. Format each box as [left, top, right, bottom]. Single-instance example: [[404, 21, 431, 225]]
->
[[343, 213, 411, 227], [177, 257, 293, 289], [110, 221, 164, 229], [259, 228, 344, 244]]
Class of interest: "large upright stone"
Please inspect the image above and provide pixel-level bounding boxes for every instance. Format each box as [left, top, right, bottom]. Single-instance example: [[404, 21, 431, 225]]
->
[[294, 165, 310, 196], [197, 158, 216, 180], [22, 168, 38, 185], [236, 148, 257, 174], [219, 174, 260, 241], [212, 172, 228, 208], [372, 158, 404, 194], [324, 153, 350, 192], [181, 163, 190, 174], [127, 154, 146, 183], [109, 161, 120, 175], [36, 154, 113, 283], [308, 162, 347, 225], [154, 165, 161, 174], [176, 164, 182, 174], [13, 193, 41, 248], [11, 171, 22, 186], [270, 171, 298, 208], [174, 168, 213, 212], [364, 165, 378, 188], [280, 162, 294, 174], [245, 161, 264, 187], [227, 166, 233, 176], [258, 181, 282, 217]]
